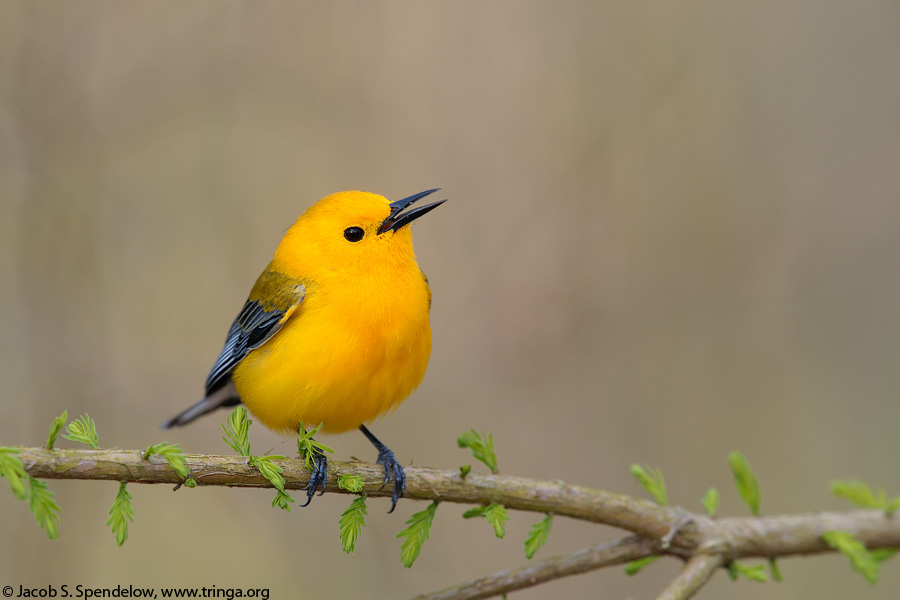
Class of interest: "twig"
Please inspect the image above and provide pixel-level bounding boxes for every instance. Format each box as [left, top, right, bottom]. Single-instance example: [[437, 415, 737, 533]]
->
[[12, 445, 900, 599], [16, 447, 900, 554], [656, 554, 724, 600], [15, 446, 676, 539], [409, 536, 657, 600], [711, 511, 900, 558]]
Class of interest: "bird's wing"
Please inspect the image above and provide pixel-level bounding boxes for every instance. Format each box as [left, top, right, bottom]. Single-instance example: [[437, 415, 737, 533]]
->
[[205, 269, 306, 394]]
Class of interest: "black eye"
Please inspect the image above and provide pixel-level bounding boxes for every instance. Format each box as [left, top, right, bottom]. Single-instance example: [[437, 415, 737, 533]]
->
[[343, 226, 365, 242]]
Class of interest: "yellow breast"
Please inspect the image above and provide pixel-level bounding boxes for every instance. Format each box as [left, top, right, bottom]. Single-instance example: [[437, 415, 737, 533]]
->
[[231, 270, 432, 434]]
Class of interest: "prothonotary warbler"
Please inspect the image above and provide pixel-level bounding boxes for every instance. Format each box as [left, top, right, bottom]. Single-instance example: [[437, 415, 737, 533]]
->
[[163, 189, 446, 511]]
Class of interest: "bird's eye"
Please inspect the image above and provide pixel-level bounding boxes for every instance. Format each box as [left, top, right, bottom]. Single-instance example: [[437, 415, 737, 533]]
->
[[344, 226, 365, 242]]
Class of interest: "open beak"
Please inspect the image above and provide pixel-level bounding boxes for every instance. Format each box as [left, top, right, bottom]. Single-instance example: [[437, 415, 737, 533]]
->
[[378, 188, 447, 234]]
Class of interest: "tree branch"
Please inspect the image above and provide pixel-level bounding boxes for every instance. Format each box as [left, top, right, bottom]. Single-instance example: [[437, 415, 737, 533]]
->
[[409, 535, 657, 600], [656, 554, 724, 600], [12, 446, 900, 599], [16, 446, 676, 539]]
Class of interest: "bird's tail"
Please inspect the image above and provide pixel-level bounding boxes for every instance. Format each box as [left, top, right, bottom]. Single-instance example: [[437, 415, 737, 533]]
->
[[161, 379, 241, 428]]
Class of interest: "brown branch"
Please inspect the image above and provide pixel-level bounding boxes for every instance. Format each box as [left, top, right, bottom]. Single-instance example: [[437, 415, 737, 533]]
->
[[711, 511, 900, 558], [656, 554, 724, 600], [409, 536, 657, 600], [13, 446, 900, 600], [16, 446, 676, 539]]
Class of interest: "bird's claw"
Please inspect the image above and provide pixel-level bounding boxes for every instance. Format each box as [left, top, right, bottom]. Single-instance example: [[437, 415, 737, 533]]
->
[[376, 447, 406, 513], [301, 450, 328, 507]]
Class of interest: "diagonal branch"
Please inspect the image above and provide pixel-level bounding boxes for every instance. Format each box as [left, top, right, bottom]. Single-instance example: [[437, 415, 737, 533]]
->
[[409, 536, 658, 600], [656, 554, 724, 600]]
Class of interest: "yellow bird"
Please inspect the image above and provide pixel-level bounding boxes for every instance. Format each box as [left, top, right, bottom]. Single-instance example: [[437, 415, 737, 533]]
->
[[163, 189, 446, 510]]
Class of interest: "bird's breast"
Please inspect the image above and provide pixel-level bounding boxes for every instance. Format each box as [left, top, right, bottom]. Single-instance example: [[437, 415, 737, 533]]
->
[[232, 270, 433, 434]]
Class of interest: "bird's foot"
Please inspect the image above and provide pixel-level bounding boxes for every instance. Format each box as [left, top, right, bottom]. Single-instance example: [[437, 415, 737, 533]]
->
[[376, 447, 406, 513], [301, 449, 328, 507]]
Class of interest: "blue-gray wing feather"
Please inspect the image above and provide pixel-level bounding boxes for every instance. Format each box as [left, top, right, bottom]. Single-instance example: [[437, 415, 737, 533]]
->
[[204, 289, 304, 393]]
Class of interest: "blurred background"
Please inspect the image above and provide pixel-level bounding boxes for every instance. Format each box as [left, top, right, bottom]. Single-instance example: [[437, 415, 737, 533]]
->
[[1, 2, 899, 598]]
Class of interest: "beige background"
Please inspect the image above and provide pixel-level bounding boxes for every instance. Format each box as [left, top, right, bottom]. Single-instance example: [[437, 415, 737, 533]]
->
[[2, 2, 899, 599]]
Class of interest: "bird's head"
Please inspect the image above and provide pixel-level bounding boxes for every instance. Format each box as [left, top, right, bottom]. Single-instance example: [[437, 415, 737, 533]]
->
[[273, 189, 446, 278]]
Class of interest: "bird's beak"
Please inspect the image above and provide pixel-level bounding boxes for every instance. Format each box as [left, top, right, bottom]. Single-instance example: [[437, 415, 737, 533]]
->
[[378, 188, 447, 235]]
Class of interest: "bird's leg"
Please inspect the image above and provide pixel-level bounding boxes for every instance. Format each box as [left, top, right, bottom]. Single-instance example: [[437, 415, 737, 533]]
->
[[299, 434, 328, 507], [359, 424, 406, 513]]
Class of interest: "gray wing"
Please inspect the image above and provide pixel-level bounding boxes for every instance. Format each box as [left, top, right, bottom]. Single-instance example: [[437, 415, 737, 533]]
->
[[205, 286, 306, 394], [161, 274, 305, 429]]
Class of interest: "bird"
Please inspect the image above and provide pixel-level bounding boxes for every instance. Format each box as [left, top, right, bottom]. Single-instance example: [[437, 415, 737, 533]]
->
[[162, 189, 446, 511]]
